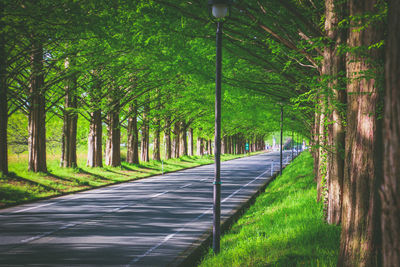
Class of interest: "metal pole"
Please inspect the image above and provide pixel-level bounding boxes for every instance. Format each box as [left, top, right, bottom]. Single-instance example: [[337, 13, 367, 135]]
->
[[280, 105, 283, 175], [213, 21, 223, 254], [291, 130, 294, 161]]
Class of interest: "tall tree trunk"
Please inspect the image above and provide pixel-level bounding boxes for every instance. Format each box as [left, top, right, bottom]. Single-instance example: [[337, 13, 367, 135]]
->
[[381, 1, 400, 265], [208, 140, 212, 155], [324, 0, 346, 225], [188, 128, 194, 156], [28, 40, 46, 172], [180, 122, 187, 156], [221, 136, 227, 154], [141, 103, 149, 162], [317, 107, 326, 203], [164, 118, 172, 160], [172, 121, 180, 158], [338, 1, 383, 265], [105, 107, 121, 167], [312, 110, 320, 180], [235, 135, 239, 154], [87, 109, 102, 167], [197, 137, 203, 156], [153, 118, 161, 161], [229, 136, 233, 154], [60, 58, 78, 168], [0, 29, 7, 175], [127, 102, 139, 164]]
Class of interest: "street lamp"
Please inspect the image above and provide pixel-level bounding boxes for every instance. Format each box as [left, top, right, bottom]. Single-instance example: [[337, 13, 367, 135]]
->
[[291, 130, 294, 161], [280, 104, 283, 175], [209, 0, 231, 254]]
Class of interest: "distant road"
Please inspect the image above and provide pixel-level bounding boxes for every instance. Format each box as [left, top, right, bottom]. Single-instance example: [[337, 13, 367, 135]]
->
[[0, 151, 294, 266]]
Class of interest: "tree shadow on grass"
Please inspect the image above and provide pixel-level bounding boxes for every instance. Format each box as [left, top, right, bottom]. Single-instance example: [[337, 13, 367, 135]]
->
[[45, 172, 77, 184], [5, 172, 58, 193], [137, 164, 159, 171], [103, 168, 128, 177], [74, 168, 114, 182], [0, 186, 37, 207]]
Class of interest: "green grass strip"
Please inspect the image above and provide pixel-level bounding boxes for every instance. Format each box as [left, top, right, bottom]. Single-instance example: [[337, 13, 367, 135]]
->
[[199, 152, 340, 267]]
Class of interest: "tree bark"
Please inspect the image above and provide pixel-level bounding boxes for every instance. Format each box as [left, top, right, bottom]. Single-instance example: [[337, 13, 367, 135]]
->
[[28, 40, 46, 172], [312, 110, 320, 180], [221, 136, 226, 154], [234, 134, 239, 154], [0, 29, 8, 175], [153, 118, 161, 161], [87, 109, 102, 167], [105, 108, 121, 167], [197, 137, 203, 156], [141, 102, 149, 162], [323, 0, 346, 225], [60, 58, 78, 168], [338, 1, 383, 265], [164, 118, 172, 160], [127, 102, 139, 164], [229, 136, 234, 154], [172, 121, 180, 158], [317, 107, 326, 203], [208, 140, 212, 155], [180, 122, 187, 156], [381, 1, 400, 265], [188, 128, 193, 156]]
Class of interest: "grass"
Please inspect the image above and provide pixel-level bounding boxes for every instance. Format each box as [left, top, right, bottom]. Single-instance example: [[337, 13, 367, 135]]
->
[[198, 152, 341, 267], [0, 150, 261, 208]]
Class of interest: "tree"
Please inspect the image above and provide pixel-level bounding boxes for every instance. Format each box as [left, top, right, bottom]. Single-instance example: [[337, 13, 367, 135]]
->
[[28, 39, 47, 172], [381, 0, 400, 265], [338, 0, 384, 265], [141, 101, 150, 162], [60, 57, 78, 168], [323, 0, 347, 225], [126, 101, 139, 164], [0, 6, 7, 174]]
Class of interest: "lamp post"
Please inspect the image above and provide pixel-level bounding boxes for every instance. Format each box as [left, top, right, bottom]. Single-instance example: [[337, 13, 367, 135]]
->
[[209, 0, 231, 254], [280, 104, 283, 175], [291, 130, 294, 161]]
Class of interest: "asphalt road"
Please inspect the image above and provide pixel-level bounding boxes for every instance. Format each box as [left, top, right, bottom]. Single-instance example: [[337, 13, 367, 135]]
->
[[0, 150, 295, 266]]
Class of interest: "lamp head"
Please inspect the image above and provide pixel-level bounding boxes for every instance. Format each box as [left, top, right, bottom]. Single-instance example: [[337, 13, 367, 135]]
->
[[208, 0, 232, 20]]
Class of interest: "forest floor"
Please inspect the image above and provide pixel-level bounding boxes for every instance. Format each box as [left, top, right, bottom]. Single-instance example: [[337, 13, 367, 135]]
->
[[198, 152, 341, 267], [0, 151, 262, 208]]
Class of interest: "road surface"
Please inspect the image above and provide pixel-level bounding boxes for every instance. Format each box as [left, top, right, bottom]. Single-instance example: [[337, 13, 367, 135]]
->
[[0, 151, 295, 266]]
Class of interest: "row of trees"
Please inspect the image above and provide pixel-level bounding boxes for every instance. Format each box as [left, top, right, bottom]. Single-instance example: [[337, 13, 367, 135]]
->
[[1, 1, 289, 174], [2, 0, 398, 265]]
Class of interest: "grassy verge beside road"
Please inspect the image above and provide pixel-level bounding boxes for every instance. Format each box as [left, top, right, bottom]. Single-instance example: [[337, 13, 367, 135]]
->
[[199, 152, 340, 267], [0, 152, 260, 208]]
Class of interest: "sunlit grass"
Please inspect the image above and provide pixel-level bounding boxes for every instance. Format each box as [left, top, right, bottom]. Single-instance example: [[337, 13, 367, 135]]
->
[[198, 152, 340, 267], [0, 149, 262, 208]]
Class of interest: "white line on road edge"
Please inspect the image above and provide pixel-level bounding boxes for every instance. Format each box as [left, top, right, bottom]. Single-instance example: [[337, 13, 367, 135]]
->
[[11, 194, 86, 214], [20, 222, 78, 244], [127, 207, 213, 266], [128, 167, 270, 266], [179, 183, 192, 189], [222, 168, 269, 204], [151, 191, 170, 198]]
